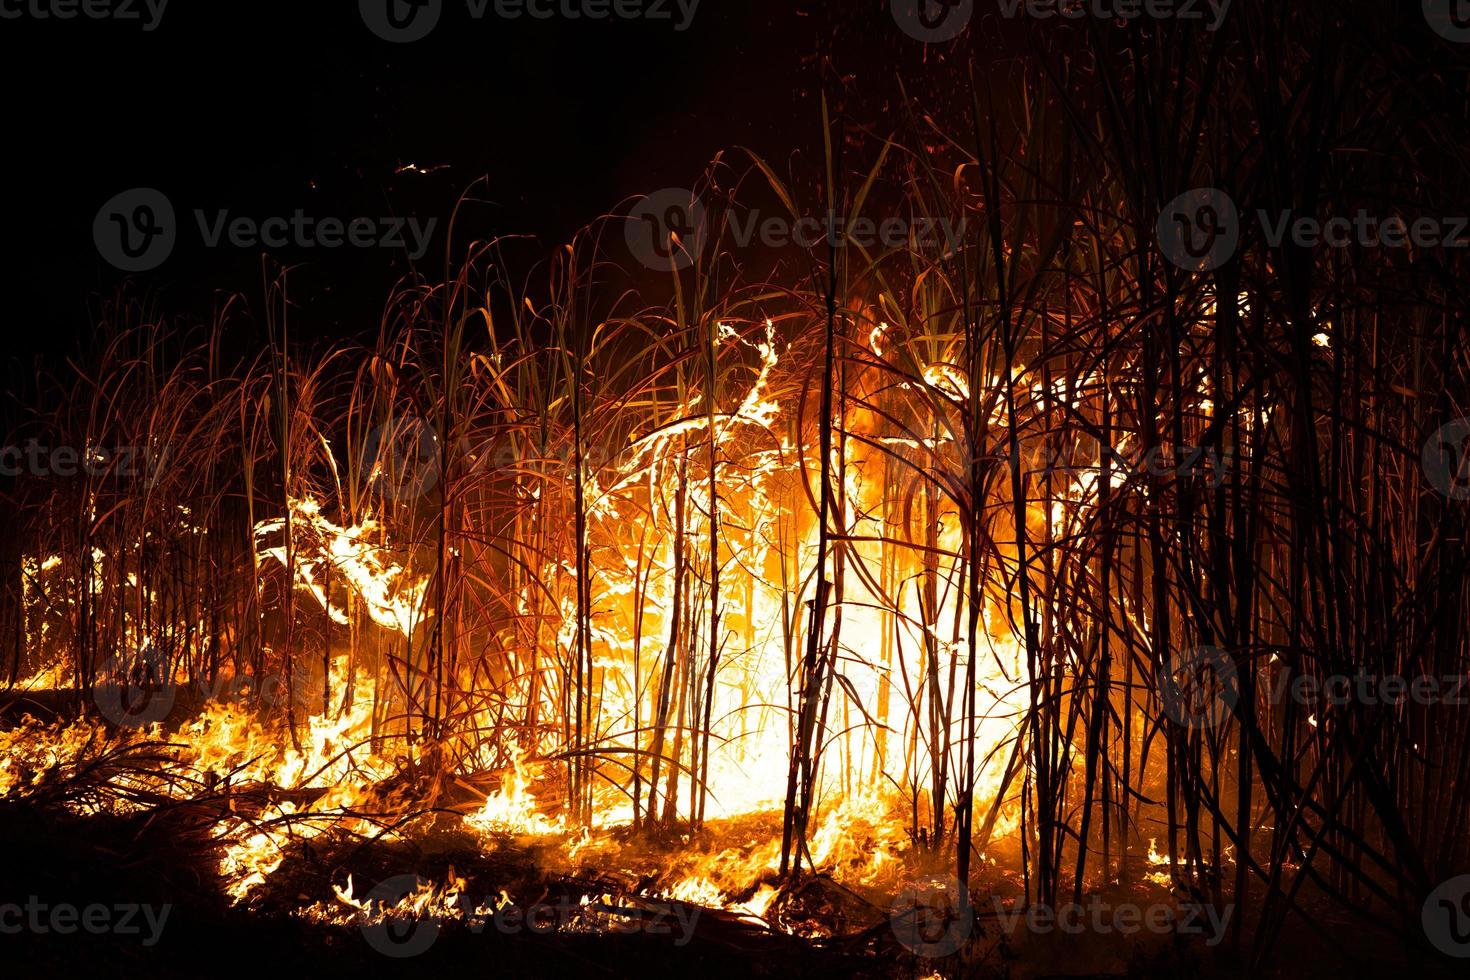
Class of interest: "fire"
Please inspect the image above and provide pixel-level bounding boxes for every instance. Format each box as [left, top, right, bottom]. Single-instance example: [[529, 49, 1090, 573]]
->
[[464, 745, 563, 837], [254, 498, 430, 638], [2, 310, 1049, 931], [1144, 839, 1172, 887], [302, 872, 470, 928]]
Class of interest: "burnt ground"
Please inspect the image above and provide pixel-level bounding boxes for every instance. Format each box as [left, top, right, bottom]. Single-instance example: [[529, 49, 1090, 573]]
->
[[0, 694, 1460, 980], [0, 796, 1462, 980]]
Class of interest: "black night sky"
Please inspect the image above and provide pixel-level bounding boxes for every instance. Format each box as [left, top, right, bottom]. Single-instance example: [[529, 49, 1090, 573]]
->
[[1, 1, 877, 359]]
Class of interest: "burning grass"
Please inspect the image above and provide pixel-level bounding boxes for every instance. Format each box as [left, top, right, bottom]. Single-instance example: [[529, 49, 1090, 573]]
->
[[4, 7, 1470, 976]]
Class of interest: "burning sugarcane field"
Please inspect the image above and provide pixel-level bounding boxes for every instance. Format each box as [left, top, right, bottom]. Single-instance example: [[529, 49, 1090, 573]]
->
[[3, 1, 1470, 977]]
